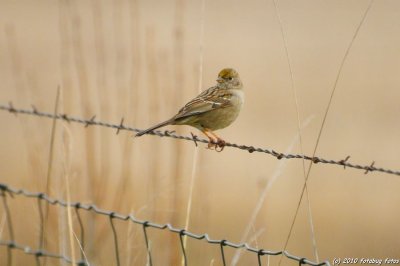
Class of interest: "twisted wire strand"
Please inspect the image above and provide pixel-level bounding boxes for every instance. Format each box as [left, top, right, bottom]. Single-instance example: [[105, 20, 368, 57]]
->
[[0, 240, 87, 265], [0, 183, 330, 266], [1, 103, 399, 177]]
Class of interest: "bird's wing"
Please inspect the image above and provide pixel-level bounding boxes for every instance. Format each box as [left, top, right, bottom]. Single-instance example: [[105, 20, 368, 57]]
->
[[174, 86, 234, 120]]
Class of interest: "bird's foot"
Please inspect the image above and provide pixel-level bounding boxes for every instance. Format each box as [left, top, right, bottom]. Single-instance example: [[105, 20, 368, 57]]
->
[[215, 138, 225, 152], [206, 138, 225, 152], [202, 129, 226, 152]]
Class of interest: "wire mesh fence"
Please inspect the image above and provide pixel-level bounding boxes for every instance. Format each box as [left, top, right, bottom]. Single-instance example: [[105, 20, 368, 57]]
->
[[0, 183, 330, 266], [1, 0, 398, 265], [1, 102, 398, 265]]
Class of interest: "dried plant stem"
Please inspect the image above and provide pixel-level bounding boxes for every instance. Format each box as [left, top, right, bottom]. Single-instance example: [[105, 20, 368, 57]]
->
[[64, 171, 77, 264], [41, 87, 61, 266], [279, 1, 374, 265], [271, 0, 319, 261], [182, 0, 206, 265], [231, 117, 314, 266]]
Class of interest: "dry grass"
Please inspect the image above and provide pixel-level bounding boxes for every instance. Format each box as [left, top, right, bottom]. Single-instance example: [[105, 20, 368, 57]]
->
[[1, 0, 400, 265]]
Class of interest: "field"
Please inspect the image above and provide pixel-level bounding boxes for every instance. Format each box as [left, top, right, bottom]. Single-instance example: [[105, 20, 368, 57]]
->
[[0, 0, 400, 265]]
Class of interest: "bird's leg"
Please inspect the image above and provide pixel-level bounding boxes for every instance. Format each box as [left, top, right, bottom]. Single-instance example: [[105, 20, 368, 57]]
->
[[202, 129, 226, 152], [202, 129, 218, 150], [210, 131, 226, 152]]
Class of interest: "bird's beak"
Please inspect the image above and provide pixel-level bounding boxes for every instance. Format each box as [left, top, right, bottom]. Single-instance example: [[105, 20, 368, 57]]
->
[[216, 77, 224, 83]]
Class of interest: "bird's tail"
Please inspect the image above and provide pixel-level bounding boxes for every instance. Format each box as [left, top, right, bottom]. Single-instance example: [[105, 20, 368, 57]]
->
[[135, 118, 174, 137]]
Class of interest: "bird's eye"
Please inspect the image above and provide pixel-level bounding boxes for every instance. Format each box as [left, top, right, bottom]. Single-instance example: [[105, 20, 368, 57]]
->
[[228, 77, 233, 81]]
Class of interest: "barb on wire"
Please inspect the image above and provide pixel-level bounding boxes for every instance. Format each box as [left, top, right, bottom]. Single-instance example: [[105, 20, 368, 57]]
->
[[0, 103, 399, 177], [0, 182, 330, 266], [85, 115, 96, 128], [116, 118, 125, 135]]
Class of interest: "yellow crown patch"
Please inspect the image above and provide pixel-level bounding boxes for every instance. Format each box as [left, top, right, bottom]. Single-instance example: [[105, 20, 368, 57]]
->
[[218, 68, 238, 78]]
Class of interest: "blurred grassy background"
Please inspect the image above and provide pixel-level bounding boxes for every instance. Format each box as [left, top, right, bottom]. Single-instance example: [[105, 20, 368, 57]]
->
[[1, 0, 400, 265]]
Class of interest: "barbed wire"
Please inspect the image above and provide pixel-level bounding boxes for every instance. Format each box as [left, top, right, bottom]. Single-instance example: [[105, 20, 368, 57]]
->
[[0, 182, 330, 266], [1, 102, 399, 177]]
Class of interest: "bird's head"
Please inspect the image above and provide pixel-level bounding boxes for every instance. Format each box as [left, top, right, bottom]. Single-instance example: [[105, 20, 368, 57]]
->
[[216, 68, 243, 90]]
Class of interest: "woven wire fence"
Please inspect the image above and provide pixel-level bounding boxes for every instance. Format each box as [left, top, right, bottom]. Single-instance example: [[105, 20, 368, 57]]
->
[[0, 183, 330, 266]]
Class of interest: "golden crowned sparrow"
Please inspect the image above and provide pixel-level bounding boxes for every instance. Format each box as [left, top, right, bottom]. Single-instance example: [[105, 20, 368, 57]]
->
[[136, 68, 244, 150]]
